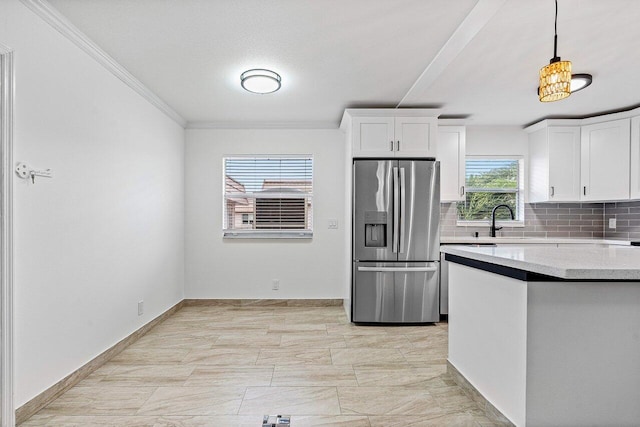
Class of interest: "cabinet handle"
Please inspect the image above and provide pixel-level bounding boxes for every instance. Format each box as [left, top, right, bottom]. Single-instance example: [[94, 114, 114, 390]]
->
[[583, 186, 587, 196], [390, 141, 394, 151], [550, 186, 555, 197], [460, 186, 465, 196], [396, 140, 400, 151]]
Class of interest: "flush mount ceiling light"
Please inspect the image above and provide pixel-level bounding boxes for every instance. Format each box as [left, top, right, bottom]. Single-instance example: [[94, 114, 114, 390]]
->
[[539, 0, 572, 102], [240, 69, 281, 94]]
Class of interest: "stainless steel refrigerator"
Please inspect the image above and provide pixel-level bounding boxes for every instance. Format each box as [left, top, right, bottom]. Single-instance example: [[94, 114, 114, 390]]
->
[[352, 159, 440, 323]]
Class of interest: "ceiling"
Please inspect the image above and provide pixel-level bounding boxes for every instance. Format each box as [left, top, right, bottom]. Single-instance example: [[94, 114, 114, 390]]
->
[[46, 0, 640, 128]]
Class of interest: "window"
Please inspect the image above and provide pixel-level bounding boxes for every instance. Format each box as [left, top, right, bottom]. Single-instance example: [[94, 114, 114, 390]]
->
[[223, 156, 313, 238], [456, 157, 524, 223]]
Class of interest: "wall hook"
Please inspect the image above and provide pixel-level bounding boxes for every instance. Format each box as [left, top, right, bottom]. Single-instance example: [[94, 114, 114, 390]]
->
[[15, 162, 53, 183]]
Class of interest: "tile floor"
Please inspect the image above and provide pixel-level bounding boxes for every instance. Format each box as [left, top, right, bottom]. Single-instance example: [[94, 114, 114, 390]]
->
[[20, 304, 506, 426]]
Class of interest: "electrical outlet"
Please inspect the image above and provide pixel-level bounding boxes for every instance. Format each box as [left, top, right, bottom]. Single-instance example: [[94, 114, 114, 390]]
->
[[328, 219, 339, 229], [609, 218, 617, 229], [272, 279, 280, 290], [138, 300, 144, 316]]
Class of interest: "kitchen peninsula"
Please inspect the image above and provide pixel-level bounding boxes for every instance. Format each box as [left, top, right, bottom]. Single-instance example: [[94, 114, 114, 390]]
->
[[441, 245, 640, 427]]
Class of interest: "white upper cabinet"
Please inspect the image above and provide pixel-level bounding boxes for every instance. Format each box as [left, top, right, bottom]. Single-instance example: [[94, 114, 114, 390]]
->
[[438, 126, 466, 202], [580, 118, 631, 201], [342, 109, 439, 158], [393, 117, 437, 157], [352, 117, 395, 156], [631, 116, 640, 200], [528, 125, 581, 203]]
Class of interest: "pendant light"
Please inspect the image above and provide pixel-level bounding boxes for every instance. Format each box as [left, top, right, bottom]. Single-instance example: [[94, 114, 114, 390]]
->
[[538, 0, 572, 102]]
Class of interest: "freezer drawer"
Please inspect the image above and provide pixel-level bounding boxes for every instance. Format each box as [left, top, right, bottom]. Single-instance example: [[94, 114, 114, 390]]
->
[[352, 261, 440, 323]]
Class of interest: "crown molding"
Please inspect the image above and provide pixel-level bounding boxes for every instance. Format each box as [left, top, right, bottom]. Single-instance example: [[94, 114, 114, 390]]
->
[[524, 105, 640, 131], [186, 121, 339, 130], [19, 0, 187, 128]]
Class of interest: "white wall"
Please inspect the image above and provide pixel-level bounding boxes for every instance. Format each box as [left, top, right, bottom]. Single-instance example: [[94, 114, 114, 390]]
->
[[466, 126, 528, 157], [466, 125, 529, 201], [185, 128, 346, 299], [0, 0, 185, 406]]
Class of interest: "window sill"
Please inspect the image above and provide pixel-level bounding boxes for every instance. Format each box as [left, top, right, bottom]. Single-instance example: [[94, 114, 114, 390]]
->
[[455, 220, 525, 228], [223, 230, 313, 239]]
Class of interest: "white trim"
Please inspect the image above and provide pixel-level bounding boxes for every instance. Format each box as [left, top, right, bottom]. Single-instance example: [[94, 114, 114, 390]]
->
[[525, 106, 640, 132], [339, 108, 442, 132], [186, 121, 338, 130], [0, 43, 15, 427], [18, 0, 187, 128], [397, 0, 507, 107], [223, 231, 313, 239]]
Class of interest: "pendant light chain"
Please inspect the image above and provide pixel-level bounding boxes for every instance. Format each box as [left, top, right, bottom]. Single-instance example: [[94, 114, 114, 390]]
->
[[553, 0, 558, 61]]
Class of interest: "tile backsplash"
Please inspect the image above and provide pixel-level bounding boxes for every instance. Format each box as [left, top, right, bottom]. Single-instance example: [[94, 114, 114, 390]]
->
[[604, 200, 640, 240], [441, 202, 605, 239], [442, 200, 640, 240]]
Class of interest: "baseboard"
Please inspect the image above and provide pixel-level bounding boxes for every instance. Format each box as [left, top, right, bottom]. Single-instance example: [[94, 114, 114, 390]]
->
[[446, 360, 514, 427], [183, 298, 343, 307], [15, 300, 184, 425], [343, 298, 351, 321]]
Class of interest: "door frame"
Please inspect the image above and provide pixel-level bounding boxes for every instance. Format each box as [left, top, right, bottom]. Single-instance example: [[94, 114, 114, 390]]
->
[[0, 43, 15, 427]]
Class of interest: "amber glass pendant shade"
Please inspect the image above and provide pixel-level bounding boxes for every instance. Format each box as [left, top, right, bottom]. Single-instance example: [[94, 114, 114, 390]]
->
[[539, 59, 572, 102]]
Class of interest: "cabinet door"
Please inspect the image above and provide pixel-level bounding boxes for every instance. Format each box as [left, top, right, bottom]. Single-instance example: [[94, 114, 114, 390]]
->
[[631, 117, 640, 199], [394, 117, 437, 157], [548, 127, 581, 201], [352, 117, 395, 157], [438, 126, 466, 202], [581, 118, 631, 201], [528, 127, 551, 203]]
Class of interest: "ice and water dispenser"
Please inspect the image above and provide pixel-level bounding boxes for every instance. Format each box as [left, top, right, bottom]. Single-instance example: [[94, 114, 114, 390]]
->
[[364, 211, 387, 248]]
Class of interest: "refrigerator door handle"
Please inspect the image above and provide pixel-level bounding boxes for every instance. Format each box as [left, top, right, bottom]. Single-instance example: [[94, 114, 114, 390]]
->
[[399, 167, 406, 254], [392, 166, 399, 253], [357, 266, 438, 273]]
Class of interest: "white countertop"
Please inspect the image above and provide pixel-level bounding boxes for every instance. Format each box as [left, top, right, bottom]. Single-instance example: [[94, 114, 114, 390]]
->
[[441, 245, 640, 280], [441, 237, 630, 245]]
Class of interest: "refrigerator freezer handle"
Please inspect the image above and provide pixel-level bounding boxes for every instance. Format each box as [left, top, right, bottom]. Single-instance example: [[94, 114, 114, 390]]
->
[[392, 167, 399, 253], [357, 266, 438, 272], [399, 167, 406, 254]]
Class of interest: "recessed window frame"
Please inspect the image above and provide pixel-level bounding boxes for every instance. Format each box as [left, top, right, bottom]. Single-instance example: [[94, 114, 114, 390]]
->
[[222, 155, 313, 239], [456, 155, 525, 227]]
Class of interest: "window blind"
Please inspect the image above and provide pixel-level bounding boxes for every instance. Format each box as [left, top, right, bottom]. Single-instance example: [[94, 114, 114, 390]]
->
[[223, 156, 313, 238], [457, 158, 521, 221]]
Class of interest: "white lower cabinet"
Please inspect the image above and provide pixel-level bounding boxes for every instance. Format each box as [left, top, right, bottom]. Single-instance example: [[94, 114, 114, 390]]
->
[[580, 118, 631, 201]]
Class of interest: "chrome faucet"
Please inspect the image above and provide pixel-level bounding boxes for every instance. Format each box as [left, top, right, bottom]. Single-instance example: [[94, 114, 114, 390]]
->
[[490, 204, 515, 237]]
